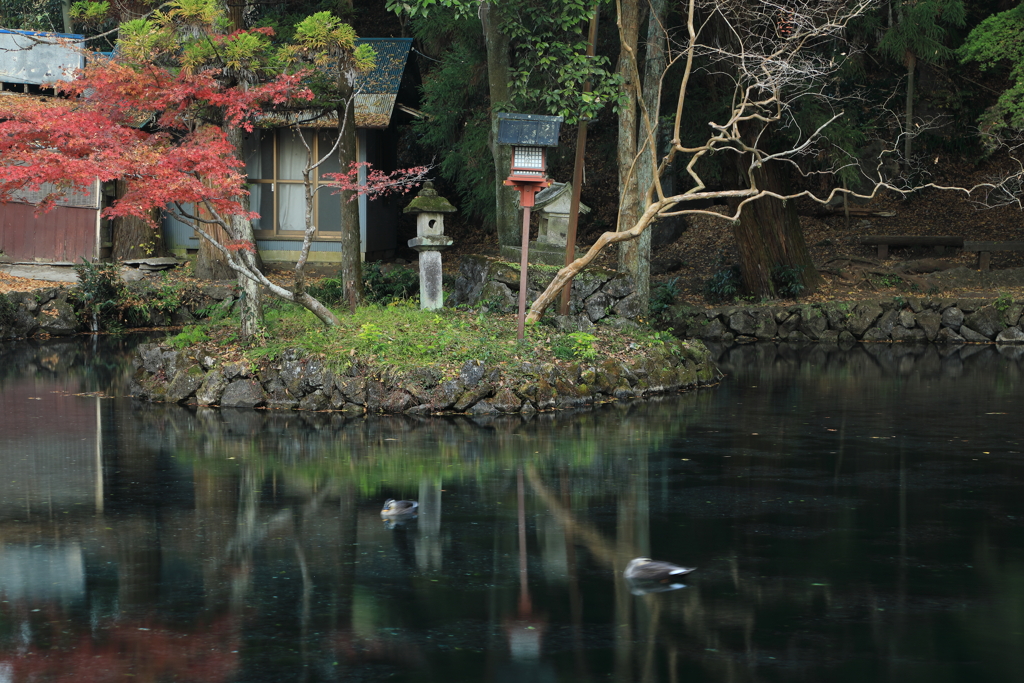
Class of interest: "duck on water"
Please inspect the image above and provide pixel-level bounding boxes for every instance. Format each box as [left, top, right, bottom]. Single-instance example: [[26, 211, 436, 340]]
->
[[381, 499, 418, 517], [624, 557, 696, 594]]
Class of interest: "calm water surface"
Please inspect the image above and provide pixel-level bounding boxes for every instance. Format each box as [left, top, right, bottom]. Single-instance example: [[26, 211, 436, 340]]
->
[[0, 336, 1023, 683]]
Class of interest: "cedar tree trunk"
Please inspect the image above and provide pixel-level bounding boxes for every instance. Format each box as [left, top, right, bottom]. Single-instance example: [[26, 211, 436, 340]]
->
[[616, 0, 644, 307], [731, 158, 822, 298], [481, 1, 518, 249], [111, 180, 163, 260], [625, 0, 668, 317], [904, 50, 916, 170], [226, 126, 264, 338]]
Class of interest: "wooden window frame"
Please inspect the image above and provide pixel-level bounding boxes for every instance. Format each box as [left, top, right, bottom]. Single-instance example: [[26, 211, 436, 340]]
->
[[247, 129, 345, 241]]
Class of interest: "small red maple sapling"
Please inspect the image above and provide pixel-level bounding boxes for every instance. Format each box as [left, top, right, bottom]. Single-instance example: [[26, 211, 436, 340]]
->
[[323, 162, 432, 199]]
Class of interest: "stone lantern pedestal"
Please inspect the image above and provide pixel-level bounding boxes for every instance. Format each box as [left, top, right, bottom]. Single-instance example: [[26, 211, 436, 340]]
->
[[404, 182, 456, 310], [499, 181, 589, 266]]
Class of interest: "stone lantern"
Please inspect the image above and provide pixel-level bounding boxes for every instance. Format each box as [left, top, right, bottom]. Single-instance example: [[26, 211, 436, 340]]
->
[[404, 182, 456, 310], [531, 181, 590, 266]]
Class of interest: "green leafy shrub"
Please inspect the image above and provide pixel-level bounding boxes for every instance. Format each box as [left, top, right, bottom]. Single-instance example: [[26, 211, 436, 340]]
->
[[363, 263, 419, 304], [354, 322, 388, 354], [169, 325, 210, 348], [651, 277, 680, 315], [553, 332, 598, 361], [771, 265, 806, 299], [994, 291, 1013, 314], [120, 277, 187, 327], [308, 265, 420, 307], [0, 293, 15, 327], [703, 266, 741, 303], [873, 274, 905, 289], [71, 259, 124, 323], [306, 278, 346, 305]]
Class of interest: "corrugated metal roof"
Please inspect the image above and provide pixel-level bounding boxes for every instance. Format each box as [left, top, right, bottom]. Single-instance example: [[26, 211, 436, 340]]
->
[[354, 38, 413, 129], [0, 28, 85, 85], [253, 39, 412, 130]]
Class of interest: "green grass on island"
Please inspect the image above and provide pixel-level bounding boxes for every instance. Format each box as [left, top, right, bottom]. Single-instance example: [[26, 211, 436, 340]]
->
[[171, 296, 683, 376]]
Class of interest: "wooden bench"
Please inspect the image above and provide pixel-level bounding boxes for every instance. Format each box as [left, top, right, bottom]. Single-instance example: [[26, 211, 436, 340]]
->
[[855, 235, 964, 259], [963, 241, 1024, 271]]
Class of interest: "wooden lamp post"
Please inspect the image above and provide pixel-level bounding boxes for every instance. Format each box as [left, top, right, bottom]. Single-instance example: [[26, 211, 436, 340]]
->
[[497, 113, 563, 340]]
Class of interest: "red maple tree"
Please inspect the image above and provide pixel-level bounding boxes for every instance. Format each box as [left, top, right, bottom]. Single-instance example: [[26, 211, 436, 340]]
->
[[0, 25, 429, 329]]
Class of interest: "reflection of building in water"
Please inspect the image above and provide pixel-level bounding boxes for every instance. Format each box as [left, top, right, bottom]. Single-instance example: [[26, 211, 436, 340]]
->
[[0, 379, 103, 518], [0, 543, 85, 604]]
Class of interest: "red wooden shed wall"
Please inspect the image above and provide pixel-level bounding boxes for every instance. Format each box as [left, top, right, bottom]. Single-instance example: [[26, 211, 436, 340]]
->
[[0, 202, 97, 262]]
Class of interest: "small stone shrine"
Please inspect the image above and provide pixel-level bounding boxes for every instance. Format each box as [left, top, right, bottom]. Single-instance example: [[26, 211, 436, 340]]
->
[[499, 181, 589, 266], [404, 182, 456, 310]]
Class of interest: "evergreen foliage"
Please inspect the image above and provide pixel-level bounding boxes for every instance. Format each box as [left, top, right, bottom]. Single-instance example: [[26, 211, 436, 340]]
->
[[411, 27, 496, 224], [959, 3, 1024, 136], [878, 0, 966, 66], [0, 0, 64, 31]]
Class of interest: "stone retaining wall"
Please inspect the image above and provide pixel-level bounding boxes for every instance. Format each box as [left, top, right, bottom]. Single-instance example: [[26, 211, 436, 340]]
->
[[447, 255, 642, 331], [0, 282, 237, 339], [663, 297, 1024, 345], [129, 340, 722, 414]]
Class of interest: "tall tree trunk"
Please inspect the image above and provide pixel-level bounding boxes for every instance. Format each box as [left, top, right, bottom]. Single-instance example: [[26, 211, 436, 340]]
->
[[731, 159, 822, 298], [625, 0, 667, 318], [338, 87, 363, 312], [481, 1, 518, 249], [60, 0, 72, 33], [616, 0, 642, 283], [111, 180, 163, 260], [904, 51, 916, 170]]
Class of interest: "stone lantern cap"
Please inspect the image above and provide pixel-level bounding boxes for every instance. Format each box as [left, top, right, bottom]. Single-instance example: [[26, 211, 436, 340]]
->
[[534, 181, 590, 215], [403, 182, 457, 215]]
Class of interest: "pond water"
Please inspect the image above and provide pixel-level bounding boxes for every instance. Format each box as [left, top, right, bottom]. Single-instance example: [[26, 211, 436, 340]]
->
[[0, 336, 1023, 683]]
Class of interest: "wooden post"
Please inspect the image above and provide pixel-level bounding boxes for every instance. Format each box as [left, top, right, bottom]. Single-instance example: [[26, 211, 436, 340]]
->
[[517, 205, 533, 341], [559, 6, 599, 316]]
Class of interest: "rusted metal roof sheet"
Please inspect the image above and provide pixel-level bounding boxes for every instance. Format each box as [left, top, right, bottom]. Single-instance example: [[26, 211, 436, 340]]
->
[[0, 28, 84, 85], [354, 38, 413, 129]]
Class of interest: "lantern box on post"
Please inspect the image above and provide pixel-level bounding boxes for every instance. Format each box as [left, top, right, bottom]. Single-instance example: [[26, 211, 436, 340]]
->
[[497, 113, 563, 207], [496, 113, 563, 340]]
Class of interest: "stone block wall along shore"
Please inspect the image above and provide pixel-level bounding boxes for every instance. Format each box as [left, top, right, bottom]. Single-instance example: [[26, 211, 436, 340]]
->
[[663, 297, 1024, 345], [0, 282, 238, 339], [128, 340, 723, 414], [447, 255, 647, 331]]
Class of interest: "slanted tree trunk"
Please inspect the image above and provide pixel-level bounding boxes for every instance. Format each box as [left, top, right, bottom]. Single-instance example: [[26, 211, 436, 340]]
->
[[616, 0, 644, 309], [195, 221, 235, 279], [731, 158, 822, 298], [192, 124, 266, 338], [194, 2, 264, 293], [111, 180, 163, 260], [481, 1, 518, 249]]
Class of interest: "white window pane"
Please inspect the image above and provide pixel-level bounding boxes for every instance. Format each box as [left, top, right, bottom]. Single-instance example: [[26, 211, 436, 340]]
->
[[277, 184, 306, 232], [278, 130, 313, 180]]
